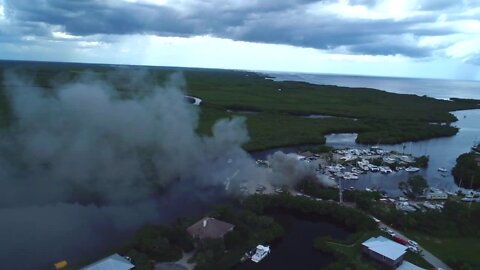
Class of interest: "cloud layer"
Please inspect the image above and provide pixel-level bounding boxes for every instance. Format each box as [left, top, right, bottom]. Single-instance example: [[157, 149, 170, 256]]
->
[[1, 0, 479, 63]]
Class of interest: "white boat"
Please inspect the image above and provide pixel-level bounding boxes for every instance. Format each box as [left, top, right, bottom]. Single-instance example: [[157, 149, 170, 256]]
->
[[383, 157, 396, 164], [437, 167, 447, 172], [423, 201, 436, 210], [343, 172, 359, 180], [461, 195, 477, 202], [405, 167, 420, 172], [380, 166, 393, 174], [351, 168, 362, 174], [251, 245, 270, 263], [369, 165, 380, 172]]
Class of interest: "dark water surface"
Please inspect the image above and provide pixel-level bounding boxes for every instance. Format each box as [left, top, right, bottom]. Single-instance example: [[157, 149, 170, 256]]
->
[[237, 213, 349, 270]]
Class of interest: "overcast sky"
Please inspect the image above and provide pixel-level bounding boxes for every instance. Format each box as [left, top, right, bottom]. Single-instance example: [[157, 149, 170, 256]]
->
[[1, 0, 479, 80]]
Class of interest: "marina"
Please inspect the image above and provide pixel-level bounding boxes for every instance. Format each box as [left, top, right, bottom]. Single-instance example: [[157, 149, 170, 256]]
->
[[251, 109, 480, 195]]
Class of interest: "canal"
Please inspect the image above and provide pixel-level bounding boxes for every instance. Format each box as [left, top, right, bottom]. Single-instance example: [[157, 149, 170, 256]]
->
[[237, 213, 349, 270]]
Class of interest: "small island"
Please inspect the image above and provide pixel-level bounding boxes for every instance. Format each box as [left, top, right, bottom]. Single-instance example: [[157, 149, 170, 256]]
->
[[452, 151, 480, 189]]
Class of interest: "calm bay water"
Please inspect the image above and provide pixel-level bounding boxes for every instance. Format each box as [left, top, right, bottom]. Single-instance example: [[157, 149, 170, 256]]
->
[[268, 72, 480, 100], [251, 112, 480, 195], [255, 72, 480, 193], [325, 109, 480, 194], [237, 213, 348, 270]]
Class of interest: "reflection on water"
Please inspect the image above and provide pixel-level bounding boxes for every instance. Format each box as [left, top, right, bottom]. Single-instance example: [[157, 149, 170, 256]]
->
[[325, 110, 480, 194], [251, 110, 480, 194], [236, 213, 348, 270]]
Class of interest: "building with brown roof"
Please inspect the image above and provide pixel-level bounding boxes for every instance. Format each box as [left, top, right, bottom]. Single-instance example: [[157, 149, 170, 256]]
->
[[186, 217, 234, 239]]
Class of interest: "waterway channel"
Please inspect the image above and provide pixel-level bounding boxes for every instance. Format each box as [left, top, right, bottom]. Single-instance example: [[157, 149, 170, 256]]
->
[[251, 109, 480, 194], [236, 213, 349, 270]]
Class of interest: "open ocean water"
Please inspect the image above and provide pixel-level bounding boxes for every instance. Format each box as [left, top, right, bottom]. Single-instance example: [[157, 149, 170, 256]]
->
[[267, 72, 480, 100]]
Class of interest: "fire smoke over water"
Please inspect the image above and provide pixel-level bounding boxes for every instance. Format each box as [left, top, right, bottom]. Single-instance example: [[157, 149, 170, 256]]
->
[[0, 70, 331, 269]]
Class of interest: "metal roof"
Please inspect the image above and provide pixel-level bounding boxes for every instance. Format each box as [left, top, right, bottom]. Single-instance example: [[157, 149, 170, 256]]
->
[[80, 254, 134, 270], [397, 261, 426, 270], [362, 236, 407, 261]]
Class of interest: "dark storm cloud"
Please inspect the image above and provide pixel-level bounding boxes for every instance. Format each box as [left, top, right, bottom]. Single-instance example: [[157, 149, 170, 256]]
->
[[350, 42, 431, 57], [5, 0, 195, 36], [230, 12, 452, 57], [0, 0, 476, 58]]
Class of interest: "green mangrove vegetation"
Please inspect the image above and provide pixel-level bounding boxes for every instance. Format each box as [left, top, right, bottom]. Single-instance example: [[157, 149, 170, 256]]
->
[[1, 62, 480, 151], [452, 152, 480, 189], [97, 194, 384, 270], [399, 175, 429, 198], [314, 231, 431, 269], [359, 197, 480, 269]]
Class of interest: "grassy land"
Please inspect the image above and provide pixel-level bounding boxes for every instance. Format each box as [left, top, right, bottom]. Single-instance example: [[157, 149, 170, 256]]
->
[[2, 61, 480, 151], [357, 195, 480, 269], [316, 230, 432, 269], [405, 232, 480, 268]]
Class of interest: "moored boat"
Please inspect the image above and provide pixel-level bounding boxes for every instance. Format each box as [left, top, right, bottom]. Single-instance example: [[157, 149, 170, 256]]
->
[[405, 167, 420, 172], [438, 167, 447, 172], [251, 245, 271, 263]]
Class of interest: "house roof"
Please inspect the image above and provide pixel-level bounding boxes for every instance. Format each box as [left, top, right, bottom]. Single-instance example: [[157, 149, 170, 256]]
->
[[362, 236, 407, 261], [396, 261, 426, 270], [186, 217, 234, 239], [80, 254, 134, 270]]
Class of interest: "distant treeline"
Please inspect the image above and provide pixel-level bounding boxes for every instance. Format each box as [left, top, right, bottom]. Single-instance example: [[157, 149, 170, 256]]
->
[[2, 63, 480, 150]]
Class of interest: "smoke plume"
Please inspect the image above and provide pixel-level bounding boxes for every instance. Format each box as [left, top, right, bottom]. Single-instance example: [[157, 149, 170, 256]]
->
[[267, 152, 337, 188], [0, 70, 331, 269]]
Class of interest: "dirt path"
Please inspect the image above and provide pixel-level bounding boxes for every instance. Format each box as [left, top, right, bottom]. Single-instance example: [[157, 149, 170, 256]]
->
[[154, 252, 195, 270]]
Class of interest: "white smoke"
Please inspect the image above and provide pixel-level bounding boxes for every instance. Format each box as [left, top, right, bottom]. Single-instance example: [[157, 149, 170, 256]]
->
[[267, 151, 337, 188]]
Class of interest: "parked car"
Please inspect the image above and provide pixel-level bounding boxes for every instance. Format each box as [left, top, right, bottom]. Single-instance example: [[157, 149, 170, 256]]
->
[[407, 240, 418, 248], [408, 246, 420, 253], [387, 229, 396, 237], [392, 236, 409, 245]]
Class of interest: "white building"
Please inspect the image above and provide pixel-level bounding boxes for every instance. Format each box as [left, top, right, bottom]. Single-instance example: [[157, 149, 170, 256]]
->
[[80, 254, 134, 270], [397, 261, 426, 270], [362, 236, 407, 269]]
